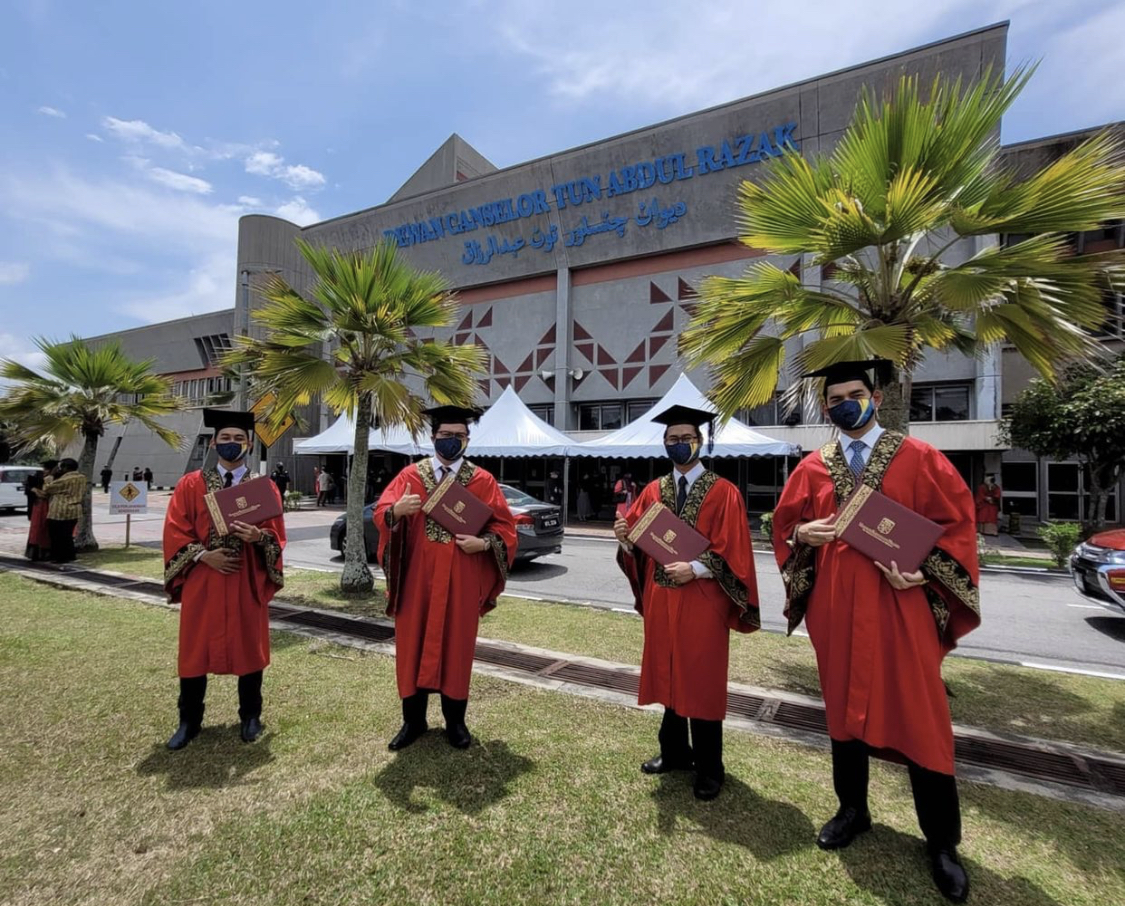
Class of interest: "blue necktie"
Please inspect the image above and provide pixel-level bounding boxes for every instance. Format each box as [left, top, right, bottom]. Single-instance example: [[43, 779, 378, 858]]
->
[[848, 440, 866, 477], [676, 476, 688, 514]]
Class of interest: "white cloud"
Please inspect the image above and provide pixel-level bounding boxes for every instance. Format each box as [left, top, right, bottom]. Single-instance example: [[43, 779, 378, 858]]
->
[[115, 251, 236, 324], [147, 166, 213, 195], [492, 1, 1020, 110], [37, 105, 66, 118], [238, 195, 264, 206], [85, 133, 104, 143], [102, 116, 185, 150], [275, 196, 321, 226], [0, 333, 47, 387], [0, 262, 31, 284], [245, 150, 326, 190]]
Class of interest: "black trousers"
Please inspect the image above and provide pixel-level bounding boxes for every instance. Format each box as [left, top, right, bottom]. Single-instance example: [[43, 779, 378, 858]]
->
[[401, 690, 468, 727], [658, 708, 724, 781], [178, 671, 264, 724], [831, 738, 962, 848], [47, 518, 77, 563]]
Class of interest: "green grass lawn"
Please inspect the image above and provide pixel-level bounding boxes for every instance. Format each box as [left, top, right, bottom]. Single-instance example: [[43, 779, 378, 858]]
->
[[1, 573, 1124, 906], [77, 545, 1125, 754]]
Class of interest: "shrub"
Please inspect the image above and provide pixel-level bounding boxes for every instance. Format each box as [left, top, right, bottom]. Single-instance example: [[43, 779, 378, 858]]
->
[[1037, 521, 1084, 568], [759, 510, 774, 542]]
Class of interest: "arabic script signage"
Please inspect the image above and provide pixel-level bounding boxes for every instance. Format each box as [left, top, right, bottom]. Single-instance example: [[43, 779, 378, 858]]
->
[[383, 121, 799, 267]]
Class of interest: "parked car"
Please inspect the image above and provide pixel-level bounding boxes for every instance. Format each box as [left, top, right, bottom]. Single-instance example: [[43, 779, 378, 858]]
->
[[0, 465, 43, 514], [1069, 528, 1125, 615], [330, 483, 563, 565]]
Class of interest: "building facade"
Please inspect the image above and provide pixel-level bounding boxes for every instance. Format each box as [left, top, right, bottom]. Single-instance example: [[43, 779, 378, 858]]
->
[[86, 23, 1123, 522]]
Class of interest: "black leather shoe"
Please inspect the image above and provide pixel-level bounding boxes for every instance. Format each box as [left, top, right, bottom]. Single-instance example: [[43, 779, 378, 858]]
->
[[388, 721, 427, 751], [816, 807, 872, 850], [641, 754, 693, 774], [930, 846, 969, 903], [240, 717, 263, 743], [446, 722, 472, 749], [166, 721, 200, 751], [693, 772, 724, 801]]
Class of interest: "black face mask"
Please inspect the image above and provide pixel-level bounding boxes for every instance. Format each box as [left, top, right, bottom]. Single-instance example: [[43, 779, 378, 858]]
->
[[664, 440, 700, 466], [215, 442, 248, 463], [433, 436, 467, 461]]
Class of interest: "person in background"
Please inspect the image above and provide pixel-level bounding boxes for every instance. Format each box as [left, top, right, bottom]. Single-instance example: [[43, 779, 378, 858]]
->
[[100, 465, 113, 493], [132, 466, 143, 482], [577, 475, 593, 522], [547, 470, 563, 507], [25, 459, 57, 561], [272, 464, 290, 498], [36, 458, 84, 564], [613, 472, 637, 519], [974, 474, 1002, 536], [143, 466, 154, 490], [316, 467, 332, 507]]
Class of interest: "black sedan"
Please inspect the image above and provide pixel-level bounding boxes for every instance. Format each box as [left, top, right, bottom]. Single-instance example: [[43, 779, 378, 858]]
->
[[330, 483, 563, 565]]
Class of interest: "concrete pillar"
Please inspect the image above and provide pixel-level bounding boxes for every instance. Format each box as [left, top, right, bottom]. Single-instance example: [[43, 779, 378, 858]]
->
[[974, 235, 1002, 421], [552, 267, 572, 430]]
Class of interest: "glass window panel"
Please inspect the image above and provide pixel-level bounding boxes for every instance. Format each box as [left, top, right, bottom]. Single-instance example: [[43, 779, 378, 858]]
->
[[1004, 496, 1039, 518], [600, 404, 622, 431], [747, 457, 777, 486], [1047, 495, 1080, 521], [933, 386, 970, 421], [910, 388, 933, 421], [578, 405, 599, 431], [1048, 463, 1079, 493], [1001, 462, 1037, 493]]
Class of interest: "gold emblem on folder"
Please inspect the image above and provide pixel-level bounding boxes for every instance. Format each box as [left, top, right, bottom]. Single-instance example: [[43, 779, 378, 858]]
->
[[877, 517, 896, 535], [662, 528, 677, 544]]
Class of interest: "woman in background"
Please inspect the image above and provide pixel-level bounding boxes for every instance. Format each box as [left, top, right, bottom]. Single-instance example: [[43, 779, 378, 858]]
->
[[25, 459, 57, 561]]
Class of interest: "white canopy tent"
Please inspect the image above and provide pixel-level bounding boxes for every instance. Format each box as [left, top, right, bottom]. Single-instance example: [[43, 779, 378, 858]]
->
[[293, 412, 424, 455], [572, 373, 799, 458]]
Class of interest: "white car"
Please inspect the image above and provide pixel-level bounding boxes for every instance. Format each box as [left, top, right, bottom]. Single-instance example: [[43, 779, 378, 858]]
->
[[0, 465, 43, 514]]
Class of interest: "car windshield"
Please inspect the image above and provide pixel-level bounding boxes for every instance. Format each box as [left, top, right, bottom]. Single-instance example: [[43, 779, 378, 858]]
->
[[501, 485, 541, 507]]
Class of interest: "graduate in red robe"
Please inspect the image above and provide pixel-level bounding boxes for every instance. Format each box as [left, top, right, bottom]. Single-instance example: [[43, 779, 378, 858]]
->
[[375, 406, 517, 751], [974, 475, 1002, 535], [772, 361, 980, 904], [162, 409, 285, 750], [615, 404, 759, 801]]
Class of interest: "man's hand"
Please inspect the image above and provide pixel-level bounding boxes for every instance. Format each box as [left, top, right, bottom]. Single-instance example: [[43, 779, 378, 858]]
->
[[797, 515, 837, 548], [665, 561, 695, 586], [613, 516, 630, 544], [455, 534, 489, 554], [393, 482, 422, 519], [230, 521, 264, 544], [200, 549, 241, 575], [876, 560, 927, 590]]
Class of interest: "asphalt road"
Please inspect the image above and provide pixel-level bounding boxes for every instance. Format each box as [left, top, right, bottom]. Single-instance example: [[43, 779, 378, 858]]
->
[[280, 529, 1125, 679]]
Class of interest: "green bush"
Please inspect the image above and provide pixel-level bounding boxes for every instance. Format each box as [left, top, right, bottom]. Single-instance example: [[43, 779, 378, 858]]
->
[[1037, 521, 1083, 568], [758, 510, 774, 541]]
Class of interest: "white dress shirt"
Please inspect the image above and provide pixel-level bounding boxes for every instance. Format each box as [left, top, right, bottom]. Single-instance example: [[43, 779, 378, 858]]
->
[[838, 421, 884, 468], [673, 463, 713, 579], [431, 455, 463, 480]]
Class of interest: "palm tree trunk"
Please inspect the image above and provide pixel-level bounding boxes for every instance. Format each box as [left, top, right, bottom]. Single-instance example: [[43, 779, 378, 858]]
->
[[876, 365, 910, 434], [340, 395, 375, 596], [73, 430, 100, 553]]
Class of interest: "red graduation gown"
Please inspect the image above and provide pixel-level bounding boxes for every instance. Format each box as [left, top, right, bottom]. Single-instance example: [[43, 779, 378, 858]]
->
[[163, 470, 286, 678], [974, 484, 1001, 525], [618, 471, 760, 722], [375, 460, 517, 700], [772, 433, 980, 775]]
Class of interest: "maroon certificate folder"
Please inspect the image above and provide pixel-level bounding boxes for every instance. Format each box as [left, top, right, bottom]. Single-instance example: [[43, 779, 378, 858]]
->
[[204, 477, 283, 535], [422, 473, 493, 537], [834, 485, 945, 573], [626, 501, 709, 567]]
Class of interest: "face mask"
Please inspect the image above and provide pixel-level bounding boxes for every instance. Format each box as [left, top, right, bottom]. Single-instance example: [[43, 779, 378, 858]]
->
[[215, 442, 248, 463], [665, 440, 700, 466], [434, 436, 467, 461], [827, 397, 876, 431]]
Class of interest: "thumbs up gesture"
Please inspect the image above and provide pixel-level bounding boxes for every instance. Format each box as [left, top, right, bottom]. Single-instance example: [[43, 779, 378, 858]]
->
[[393, 482, 422, 518]]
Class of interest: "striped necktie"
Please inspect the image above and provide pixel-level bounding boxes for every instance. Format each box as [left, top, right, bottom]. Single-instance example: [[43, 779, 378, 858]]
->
[[848, 440, 867, 477]]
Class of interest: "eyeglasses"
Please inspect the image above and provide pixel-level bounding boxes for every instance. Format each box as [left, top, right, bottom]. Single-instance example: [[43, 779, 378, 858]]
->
[[435, 431, 468, 440], [666, 435, 700, 444]]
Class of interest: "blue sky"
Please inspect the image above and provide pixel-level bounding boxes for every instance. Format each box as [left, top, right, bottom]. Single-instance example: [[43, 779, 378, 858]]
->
[[2, 0, 1123, 372]]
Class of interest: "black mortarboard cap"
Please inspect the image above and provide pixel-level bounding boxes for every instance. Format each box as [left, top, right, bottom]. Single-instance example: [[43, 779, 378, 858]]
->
[[801, 359, 887, 395], [202, 408, 256, 434], [652, 404, 716, 455], [424, 405, 482, 431]]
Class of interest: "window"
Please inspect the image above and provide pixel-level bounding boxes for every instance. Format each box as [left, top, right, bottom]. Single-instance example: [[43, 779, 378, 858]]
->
[[736, 394, 802, 427], [528, 404, 554, 426], [194, 333, 233, 368], [1001, 461, 1039, 519], [578, 402, 633, 430], [626, 399, 658, 423], [910, 383, 971, 422]]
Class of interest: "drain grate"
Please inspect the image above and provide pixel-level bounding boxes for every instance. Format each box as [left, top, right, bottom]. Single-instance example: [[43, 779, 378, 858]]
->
[[5, 556, 1125, 800], [474, 644, 558, 673], [274, 609, 394, 642]]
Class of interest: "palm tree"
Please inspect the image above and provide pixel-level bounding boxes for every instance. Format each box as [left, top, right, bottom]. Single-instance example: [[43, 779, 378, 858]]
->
[[680, 67, 1125, 430], [0, 338, 183, 551], [225, 238, 485, 596]]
